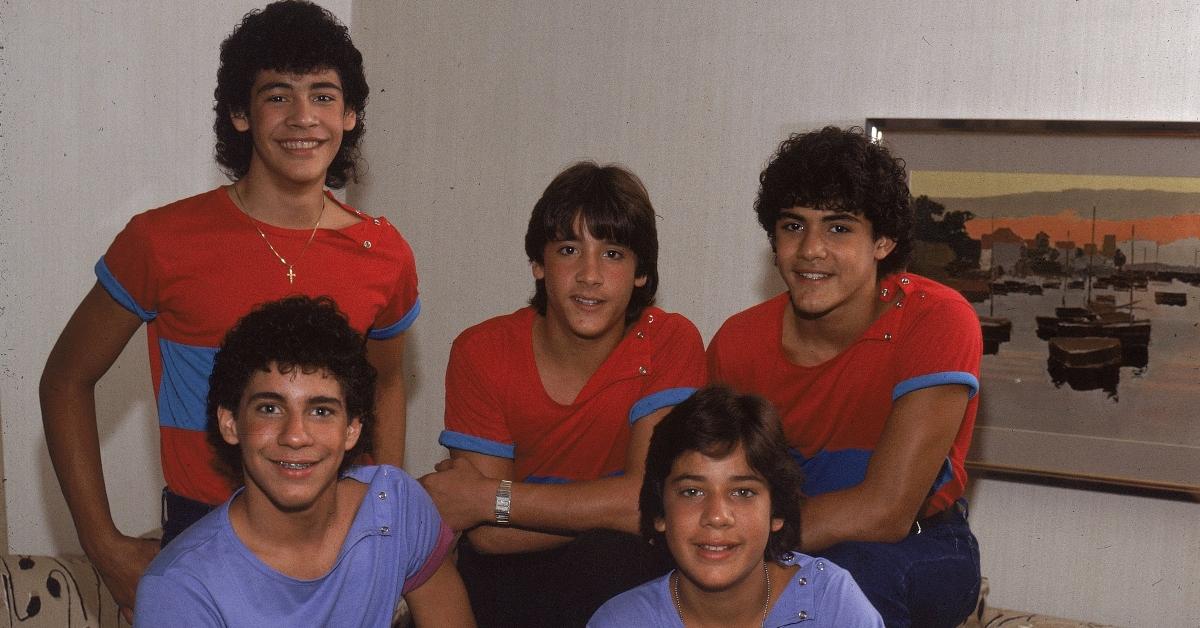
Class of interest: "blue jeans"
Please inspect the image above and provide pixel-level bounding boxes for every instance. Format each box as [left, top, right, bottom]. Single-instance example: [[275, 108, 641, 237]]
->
[[820, 502, 981, 628]]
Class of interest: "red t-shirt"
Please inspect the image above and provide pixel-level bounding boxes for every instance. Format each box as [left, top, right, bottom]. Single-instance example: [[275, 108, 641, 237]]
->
[[98, 187, 420, 504], [707, 273, 981, 517], [440, 307, 705, 482]]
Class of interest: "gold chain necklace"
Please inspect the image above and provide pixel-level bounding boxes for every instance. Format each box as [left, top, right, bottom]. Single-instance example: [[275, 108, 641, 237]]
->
[[229, 184, 325, 284], [671, 560, 771, 627]]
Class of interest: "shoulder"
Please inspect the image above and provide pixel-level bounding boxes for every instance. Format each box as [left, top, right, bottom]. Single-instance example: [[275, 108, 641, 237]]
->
[[127, 188, 231, 229], [588, 574, 673, 626], [451, 308, 533, 353], [710, 293, 787, 347], [891, 273, 978, 328], [638, 307, 701, 342], [143, 503, 230, 579]]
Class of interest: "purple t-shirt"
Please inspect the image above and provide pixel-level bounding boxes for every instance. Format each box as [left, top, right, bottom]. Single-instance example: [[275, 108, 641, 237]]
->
[[588, 551, 883, 627], [135, 465, 453, 627]]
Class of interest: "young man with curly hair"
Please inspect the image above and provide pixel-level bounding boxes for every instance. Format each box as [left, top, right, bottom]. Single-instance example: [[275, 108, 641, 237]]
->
[[135, 296, 473, 627], [420, 162, 707, 627], [40, 1, 418, 618], [707, 127, 982, 627], [589, 386, 883, 627]]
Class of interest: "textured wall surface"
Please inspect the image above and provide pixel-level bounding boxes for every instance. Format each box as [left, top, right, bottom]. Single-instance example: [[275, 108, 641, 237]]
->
[[350, 2, 1200, 626]]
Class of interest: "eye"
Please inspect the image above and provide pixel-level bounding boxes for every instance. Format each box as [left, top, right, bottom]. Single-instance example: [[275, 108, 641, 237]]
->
[[829, 223, 852, 234], [732, 487, 758, 499], [556, 245, 577, 256], [778, 220, 803, 233], [255, 403, 281, 415], [314, 93, 337, 103], [266, 95, 288, 103], [311, 406, 337, 418], [679, 487, 703, 498], [602, 249, 625, 260]]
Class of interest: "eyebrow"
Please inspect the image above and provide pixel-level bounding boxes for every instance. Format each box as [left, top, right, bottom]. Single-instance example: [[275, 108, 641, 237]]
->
[[777, 209, 862, 224], [244, 392, 344, 407], [669, 474, 767, 484], [254, 81, 344, 95]]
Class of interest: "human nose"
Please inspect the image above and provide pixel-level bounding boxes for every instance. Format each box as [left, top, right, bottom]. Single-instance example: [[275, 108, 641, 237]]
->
[[278, 413, 314, 448], [795, 229, 826, 261], [287, 97, 318, 127], [701, 495, 733, 528], [576, 252, 602, 285]]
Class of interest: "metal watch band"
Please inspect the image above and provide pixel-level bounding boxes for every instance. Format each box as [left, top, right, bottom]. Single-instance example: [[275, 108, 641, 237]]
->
[[494, 479, 513, 526]]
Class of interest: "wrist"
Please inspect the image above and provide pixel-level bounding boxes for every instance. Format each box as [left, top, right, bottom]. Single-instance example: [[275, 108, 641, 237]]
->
[[493, 479, 513, 526]]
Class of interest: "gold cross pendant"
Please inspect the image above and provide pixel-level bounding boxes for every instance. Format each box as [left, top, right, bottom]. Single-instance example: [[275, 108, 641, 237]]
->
[[286, 266, 296, 284]]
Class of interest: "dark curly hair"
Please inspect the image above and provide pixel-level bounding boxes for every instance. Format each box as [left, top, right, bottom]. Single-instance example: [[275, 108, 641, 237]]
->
[[213, 0, 368, 188], [755, 126, 913, 275], [640, 386, 804, 562], [525, 161, 659, 325], [207, 295, 376, 483]]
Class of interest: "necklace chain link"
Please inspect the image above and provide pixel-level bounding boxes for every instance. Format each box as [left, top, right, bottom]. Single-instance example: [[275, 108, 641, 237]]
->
[[671, 560, 771, 627], [230, 185, 325, 284]]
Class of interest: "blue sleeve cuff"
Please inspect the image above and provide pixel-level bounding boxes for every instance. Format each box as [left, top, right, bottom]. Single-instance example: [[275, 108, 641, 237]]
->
[[892, 371, 979, 401], [369, 298, 421, 340], [95, 258, 156, 322], [438, 430, 515, 459], [628, 387, 697, 424]]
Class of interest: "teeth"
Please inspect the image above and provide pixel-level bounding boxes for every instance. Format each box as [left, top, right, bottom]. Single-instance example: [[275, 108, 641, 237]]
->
[[574, 297, 600, 305], [798, 272, 828, 280], [277, 461, 312, 470], [281, 140, 319, 149], [699, 544, 732, 551]]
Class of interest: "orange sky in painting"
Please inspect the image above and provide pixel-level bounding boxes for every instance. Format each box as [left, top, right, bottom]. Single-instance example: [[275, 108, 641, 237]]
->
[[966, 209, 1200, 244]]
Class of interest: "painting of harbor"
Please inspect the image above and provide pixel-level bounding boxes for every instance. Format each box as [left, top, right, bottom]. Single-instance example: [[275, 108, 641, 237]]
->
[[907, 168, 1200, 490]]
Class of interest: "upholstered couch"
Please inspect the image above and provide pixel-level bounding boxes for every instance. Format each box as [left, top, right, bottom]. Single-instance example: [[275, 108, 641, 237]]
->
[[3, 554, 1113, 627]]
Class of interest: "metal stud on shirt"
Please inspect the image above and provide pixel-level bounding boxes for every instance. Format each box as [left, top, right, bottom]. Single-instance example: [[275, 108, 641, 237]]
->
[[378, 491, 387, 500], [363, 240, 372, 249]]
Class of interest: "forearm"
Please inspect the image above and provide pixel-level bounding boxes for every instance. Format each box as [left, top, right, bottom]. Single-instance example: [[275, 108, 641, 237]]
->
[[508, 474, 641, 534], [799, 486, 915, 552], [464, 525, 574, 555], [40, 375, 121, 553]]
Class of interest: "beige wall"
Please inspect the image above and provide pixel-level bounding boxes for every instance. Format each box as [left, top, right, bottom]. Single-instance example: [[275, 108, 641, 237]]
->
[[2, 1, 1198, 626], [349, 2, 1199, 626]]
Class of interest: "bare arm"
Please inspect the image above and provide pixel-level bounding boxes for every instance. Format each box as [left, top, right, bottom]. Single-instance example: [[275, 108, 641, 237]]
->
[[799, 385, 970, 551], [404, 558, 477, 628], [421, 406, 670, 543], [366, 333, 407, 467], [40, 282, 160, 616]]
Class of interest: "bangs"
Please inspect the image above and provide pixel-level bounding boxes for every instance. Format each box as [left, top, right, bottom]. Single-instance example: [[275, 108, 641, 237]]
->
[[539, 201, 640, 250]]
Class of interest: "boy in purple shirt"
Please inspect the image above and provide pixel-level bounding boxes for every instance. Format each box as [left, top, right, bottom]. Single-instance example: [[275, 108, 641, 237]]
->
[[134, 297, 473, 627], [590, 386, 882, 627]]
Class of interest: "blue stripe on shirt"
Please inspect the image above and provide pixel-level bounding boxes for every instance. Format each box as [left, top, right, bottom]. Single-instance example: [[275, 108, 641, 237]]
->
[[156, 339, 217, 431], [95, 258, 157, 322], [628, 387, 697, 424], [892, 371, 979, 401], [438, 430, 515, 459], [369, 298, 421, 340]]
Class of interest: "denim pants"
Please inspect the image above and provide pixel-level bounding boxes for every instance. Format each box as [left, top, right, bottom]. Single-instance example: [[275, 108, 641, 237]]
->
[[820, 502, 981, 628]]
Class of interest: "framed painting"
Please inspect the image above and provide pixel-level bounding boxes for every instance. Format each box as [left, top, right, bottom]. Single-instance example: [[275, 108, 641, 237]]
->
[[865, 118, 1200, 494]]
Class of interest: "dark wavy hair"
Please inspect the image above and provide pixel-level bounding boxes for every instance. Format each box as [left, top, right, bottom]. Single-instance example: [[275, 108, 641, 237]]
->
[[524, 161, 659, 324], [640, 386, 804, 561], [213, 0, 368, 188], [207, 296, 376, 483], [755, 126, 913, 275]]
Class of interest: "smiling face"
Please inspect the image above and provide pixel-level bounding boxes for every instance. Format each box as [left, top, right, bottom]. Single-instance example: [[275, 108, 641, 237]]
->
[[532, 215, 647, 345], [231, 68, 357, 190], [655, 445, 782, 596], [773, 206, 896, 321], [218, 363, 361, 514]]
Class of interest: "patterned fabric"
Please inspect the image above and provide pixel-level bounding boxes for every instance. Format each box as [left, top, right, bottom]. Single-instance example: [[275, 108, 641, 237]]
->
[[440, 306, 705, 483], [0, 555, 126, 627], [97, 187, 420, 506]]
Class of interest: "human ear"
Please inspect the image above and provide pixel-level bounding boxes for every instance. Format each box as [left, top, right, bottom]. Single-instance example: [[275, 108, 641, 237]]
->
[[770, 517, 784, 533], [343, 109, 357, 132], [634, 274, 648, 288], [217, 407, 241, 446], [654, 517, 667, 533], [531, 261, 545, 281], [344, 418, 363, 451], [873, 236, 897, 260], [230, 110, 250, 133]]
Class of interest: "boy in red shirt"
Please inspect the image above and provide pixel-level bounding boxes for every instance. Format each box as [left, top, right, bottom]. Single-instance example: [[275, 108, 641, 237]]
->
[[708, 127, 982, 627], [421, 162, 706, 627]]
